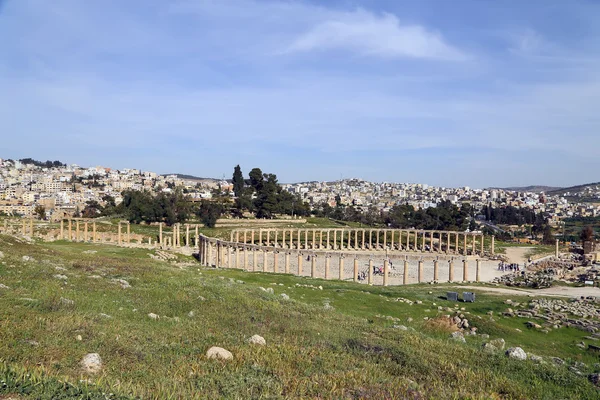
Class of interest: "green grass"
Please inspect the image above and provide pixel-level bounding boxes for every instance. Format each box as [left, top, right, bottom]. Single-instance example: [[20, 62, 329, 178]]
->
[[0, 234, 599, 399]]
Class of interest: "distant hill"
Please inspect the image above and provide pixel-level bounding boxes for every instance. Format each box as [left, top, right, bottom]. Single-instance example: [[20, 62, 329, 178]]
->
[[162, 173, 223, 182], [546, 182, 600, 196], [487, 185, 562, 193]]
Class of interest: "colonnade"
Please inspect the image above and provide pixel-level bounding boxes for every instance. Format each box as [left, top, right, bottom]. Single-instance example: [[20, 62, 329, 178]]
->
[[198, 234, 484, 286], [229, 228, 492, 256]]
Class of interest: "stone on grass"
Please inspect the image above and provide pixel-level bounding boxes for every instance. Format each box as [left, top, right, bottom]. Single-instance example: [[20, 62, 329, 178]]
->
[[450, 331, 466, 343], [393, 325, 408, 331], [54, 274, 68, 280], [505, 347, 527, 361], [206, 346, 233, 360], [188, 311, 195, 317], [280, 293, 290, 300], [113, 279, 131, 289], [22, 256, 34, 262], [489, 338, 506, 351], [60, 297, 74, 306], [0, 251, 4, 259], [148, 313, 159, 320], [528, 354, 544, 363], [482, 343, 498, 354], [248, 334, 266, 346], [76, 335, 83, 341], [588, 373, 600, 387], [0, 283, 10, 290], [81, 353, 102, 374], [551, 357, 565, 365]]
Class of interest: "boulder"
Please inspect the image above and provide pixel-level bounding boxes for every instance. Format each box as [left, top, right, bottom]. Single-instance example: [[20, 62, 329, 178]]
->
[[248, 334, 266, 346], [113, 279, 131, 289], [489, 338, 506, 350], [80, 353, 102, 374], [206, 346, 233, 360], [148, 313, 159, 320], [505, 347, 527, 360], [280, 293, 290, 300]]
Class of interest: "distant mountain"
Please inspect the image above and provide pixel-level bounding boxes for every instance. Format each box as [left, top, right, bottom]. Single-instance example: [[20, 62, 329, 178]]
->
[[546, 182, 600, 196], [487, 185, 562, 193], [162, 173, 223, 182]]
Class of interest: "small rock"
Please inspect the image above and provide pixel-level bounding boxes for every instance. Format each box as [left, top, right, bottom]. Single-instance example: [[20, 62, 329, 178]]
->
[[450, 331, 466, 343], [529, 354, 544, 363], [81, 353, 102, 374], [393, 325, 408, 330], [506, 347, 527, 361], [197, 296, 206, 301], [482, 343, 497, 353], [54, 274, 68, 280], [551, 357, 565, 365], [98, 313, 112, 319], [248, 334, 266, 346], [76, 335, 83, 341], [0, 251, 4, 258], [489, 338, 506, 350], [113, 279, 131, 289], [188, 311, 195, 317], [22, 256, 34, 262], [148, 313, 159, 320], [280, 293, 290, 300], [407, 317, 413, 323], [0, 283, 10, 290], [206, 346, 233, 360], [60, 297, 74, 306], [588, 373, 600, 387]]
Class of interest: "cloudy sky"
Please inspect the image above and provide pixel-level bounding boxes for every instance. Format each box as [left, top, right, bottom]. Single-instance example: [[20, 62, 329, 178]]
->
[[1, 0, 599, 188]]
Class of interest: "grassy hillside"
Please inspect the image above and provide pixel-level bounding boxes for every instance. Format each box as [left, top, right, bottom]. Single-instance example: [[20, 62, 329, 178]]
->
[[0, 235, 598, 399]]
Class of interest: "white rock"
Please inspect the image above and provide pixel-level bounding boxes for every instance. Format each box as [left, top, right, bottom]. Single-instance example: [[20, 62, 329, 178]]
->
[[248, 334, 266, 346], [206, 346, 233, 360], [0, 251, 4, 258], [280, 293, 290, 300], [113, 279, 131, 289], [54, 274, 68, 280], [506, 347, 527, 360], [188, 311, 195, 317], [450, 331, 466, 343], [148, 313, 159, 320], [76, 335, 83, 341], [60, 297, 74, 306], [81, 353, 102, 374], [0, 283, 10, 289], [22, 256, 33, 262]]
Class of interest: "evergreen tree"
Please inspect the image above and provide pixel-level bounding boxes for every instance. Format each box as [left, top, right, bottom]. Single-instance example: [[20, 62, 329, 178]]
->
[[232, 165, 244, 197]]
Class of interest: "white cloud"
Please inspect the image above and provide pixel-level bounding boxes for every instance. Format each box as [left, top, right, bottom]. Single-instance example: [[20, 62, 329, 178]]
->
[[287, 9, 466, 60]]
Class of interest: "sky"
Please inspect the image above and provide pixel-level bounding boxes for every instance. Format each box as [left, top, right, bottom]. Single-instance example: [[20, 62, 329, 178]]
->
[[1, 0, 600, 188]]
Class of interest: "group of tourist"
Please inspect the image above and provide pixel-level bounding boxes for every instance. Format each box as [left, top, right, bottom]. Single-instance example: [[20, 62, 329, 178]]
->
[[498, 262, 521, 272]]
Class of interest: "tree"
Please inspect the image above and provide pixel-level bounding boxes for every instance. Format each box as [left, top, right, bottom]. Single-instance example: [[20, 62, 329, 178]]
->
[[248, 168, 264, 192], [232, 165, 244, 197], [34, 205, 46, 220], [197, 200, 223, 228], [581, 226, 595, 243], [542, 224, 554, 244]]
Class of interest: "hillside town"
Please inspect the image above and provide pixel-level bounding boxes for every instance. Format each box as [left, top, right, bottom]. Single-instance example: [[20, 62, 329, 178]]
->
[[1, 158, 599, 224]]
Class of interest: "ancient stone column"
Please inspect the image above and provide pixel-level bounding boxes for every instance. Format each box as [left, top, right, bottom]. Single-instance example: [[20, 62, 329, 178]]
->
[[159, 223, 163, 245], [265, 230, 270, 247], [60, 220, 64, 239], [463, 259, 469, 282], [253, 249, 258, 272], [304, 229, 309, 249], [480, 234, 484, 255], [274, 230, 278, 248], [298, 252, 303, 276], [243, 230, 247, 245], [311, 230, 315, 250], [368, 230, 373, 249], [433, 259, 439, 281], [368, 259, 373, 284], [186, 225, 191, 247], [325, 255, 330, 279], [361, 230, 366, 250], [376, 230, 380, 250], [84, 222, 88, 242], [463, 234, 468, 256], [93, 222, 97, 242], [446, 232, 450, 254], [236, 245, 240, 268], [383, 259, 389, 286], [340, 229, 345, 250], [354, 258, 359, 282], [76, 220, 80, 242], [251, 230, 255, 245], [421, 231, 426, 252], [414, 230, 418, 250], [555, 239, 559, 258], [29, 218, 33, 237], [263, 249, 268, 272], [319, 230, 323, 249], [472, 235, 476, 254], [333, 230, 337, 250], [311, 254, 316, 278], [403, 259, 409, 285], [406, 230, 410, 250], [68, 219, 72, 241], [296, 229, 301, 249], [338, 255, 344, 280], [418, 259, 424, 283], [383, 230, 387, 250], [244, 247, 249, 270], [326, 230, 331, 250], [118, 223, 122, 245], [449, 259, 454, 282], [455, 233, 459, 254], [389, 230, 394, 250], [274, 251, 279, 273], [127, 222, 131, 244], [285, 252, 290, 274], [259, 229, 263, 246], [476, 259, 481, 282]]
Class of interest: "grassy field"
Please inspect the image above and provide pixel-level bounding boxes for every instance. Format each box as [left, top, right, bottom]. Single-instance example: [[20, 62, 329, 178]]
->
[[0, 234, 599, 399]]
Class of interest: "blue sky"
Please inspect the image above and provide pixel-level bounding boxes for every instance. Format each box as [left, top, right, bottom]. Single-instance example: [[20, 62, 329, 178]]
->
[[1, 0, 600, 188]]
